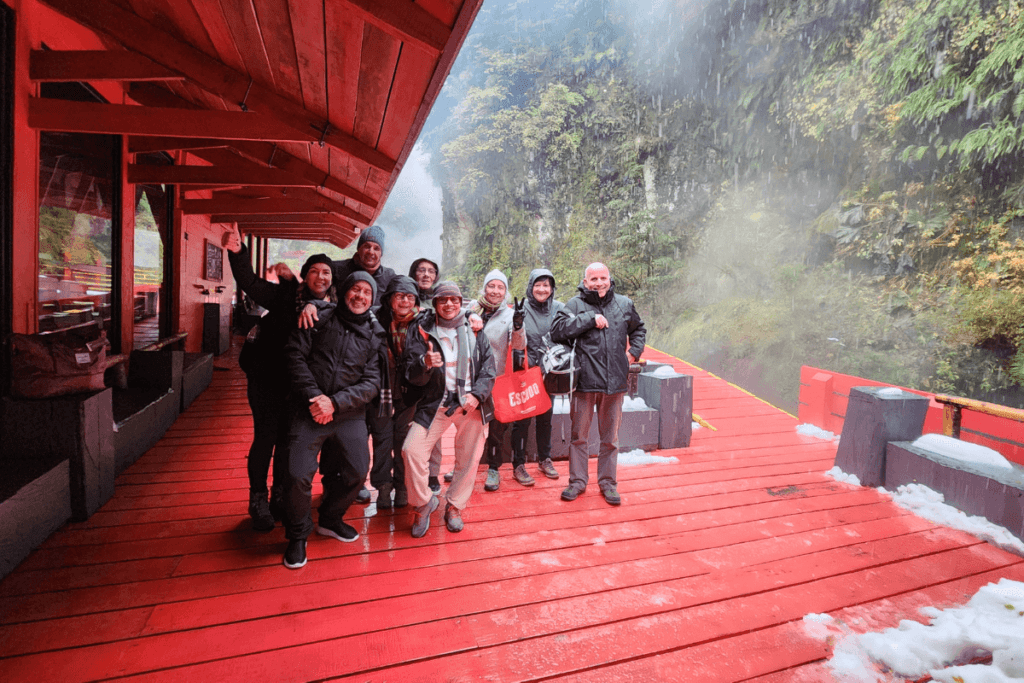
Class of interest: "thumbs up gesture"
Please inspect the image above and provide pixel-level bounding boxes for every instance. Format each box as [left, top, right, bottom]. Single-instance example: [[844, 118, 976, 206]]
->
[[512, 297, 525, 330], [424, 340, 443, 370]]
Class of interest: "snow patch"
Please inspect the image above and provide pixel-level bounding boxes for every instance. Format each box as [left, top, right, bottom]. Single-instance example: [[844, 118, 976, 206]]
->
[[618, 449, 679, 467], [876, 387, 905, 398], [825, 466, 861, 486], [651, 364, 683, 378], [622, 396, 650, 411], [797, 423, 841, 443], [913, 433, 1014, 471]]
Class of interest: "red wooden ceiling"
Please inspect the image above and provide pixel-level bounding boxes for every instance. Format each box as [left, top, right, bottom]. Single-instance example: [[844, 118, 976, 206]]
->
[[32, 0, 483, 248]]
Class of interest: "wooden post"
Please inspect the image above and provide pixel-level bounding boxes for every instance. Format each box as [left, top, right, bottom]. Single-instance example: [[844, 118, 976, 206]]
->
[[942, 403, 962, 438]]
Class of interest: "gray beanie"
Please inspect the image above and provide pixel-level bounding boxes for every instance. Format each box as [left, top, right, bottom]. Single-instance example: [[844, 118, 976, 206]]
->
[[357, 225, 386, 252]]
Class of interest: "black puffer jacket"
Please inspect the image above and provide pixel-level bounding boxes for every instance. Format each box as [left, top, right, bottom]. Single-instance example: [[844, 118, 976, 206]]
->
[[522, 268, 566, 368], [228, 244, 299, 391], [284, 301, 384, 421], [402, 310, 496, 429], [550, 280, 646, 395], [332, 257, 395, 307]]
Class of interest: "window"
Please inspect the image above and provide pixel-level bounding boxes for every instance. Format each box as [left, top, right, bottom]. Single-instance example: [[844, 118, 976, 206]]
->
[[133, 153, 173, 349], [37, 82, 120, 350]]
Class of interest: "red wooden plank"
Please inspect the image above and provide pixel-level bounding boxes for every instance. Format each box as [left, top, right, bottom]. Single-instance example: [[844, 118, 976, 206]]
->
[[352, 23, 401, 147]]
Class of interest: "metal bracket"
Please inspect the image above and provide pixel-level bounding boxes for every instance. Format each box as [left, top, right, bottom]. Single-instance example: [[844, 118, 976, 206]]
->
[[267, 144, 278, 168], [239, 77, 254, 112], [316, 122, 330, 148]]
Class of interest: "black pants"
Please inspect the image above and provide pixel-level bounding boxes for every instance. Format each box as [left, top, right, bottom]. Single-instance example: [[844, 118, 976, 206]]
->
[[245, 373, 289, 495], [367, 404, 413, 492], [511, 406, 554, 465], [485, 418, 518, 470], [284, 406, 369, 540]]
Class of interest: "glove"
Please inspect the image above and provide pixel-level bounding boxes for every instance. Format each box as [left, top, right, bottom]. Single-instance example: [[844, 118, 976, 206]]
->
[[512, 297, 525, 330]]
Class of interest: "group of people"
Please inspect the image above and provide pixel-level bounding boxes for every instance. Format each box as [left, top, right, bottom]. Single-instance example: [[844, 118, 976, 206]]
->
[[226, 225, 646, 570]]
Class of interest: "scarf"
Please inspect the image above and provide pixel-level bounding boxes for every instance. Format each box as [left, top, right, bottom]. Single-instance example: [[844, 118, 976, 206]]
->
[[435, 310, 473, 404], [388, 307, 419, 362], [471, 298, 500, 324]]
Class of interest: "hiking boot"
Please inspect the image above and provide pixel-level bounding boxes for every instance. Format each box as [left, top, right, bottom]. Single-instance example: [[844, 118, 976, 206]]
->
[[443, 470, 455, 483], [394, 487, 409, 508], [411, 495, 439, 538], [249, 491, 275, 532], [538, 459, 559, 480], [601, 487, 622, 506], [356, 487, 372, 504], [317, 520, 359, 542], [484, 469, 500, 491], [376, 483, 393, 510], [561, 485, 583, 502], [428, 476, 441, 494], [283, 539, 307, 569], [268, 485, 285, 522], [513, 465, 535, 487], [444, 503, 464, 532]]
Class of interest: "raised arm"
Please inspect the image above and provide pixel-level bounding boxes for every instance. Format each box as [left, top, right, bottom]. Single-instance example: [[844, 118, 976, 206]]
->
[[550, 301, 595, 343]]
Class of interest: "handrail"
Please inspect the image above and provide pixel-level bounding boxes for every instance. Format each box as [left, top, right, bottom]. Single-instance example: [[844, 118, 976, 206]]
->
[[139, 332, 188, 352], [933, 394, 1024, 438]]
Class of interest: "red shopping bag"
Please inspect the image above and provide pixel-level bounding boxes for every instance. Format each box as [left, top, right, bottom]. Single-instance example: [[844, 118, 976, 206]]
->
[[491, 344, 552, 423]]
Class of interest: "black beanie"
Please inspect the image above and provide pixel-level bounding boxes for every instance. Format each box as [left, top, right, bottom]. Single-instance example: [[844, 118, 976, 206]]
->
[[300, 253, 333, 280]]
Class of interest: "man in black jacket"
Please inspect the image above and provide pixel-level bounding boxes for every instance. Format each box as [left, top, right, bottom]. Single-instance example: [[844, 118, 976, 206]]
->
[[281, 272, 384, 569], [401, 281, 496, 537], [550, 263, 646, 506], [226, 228, 335, 531]]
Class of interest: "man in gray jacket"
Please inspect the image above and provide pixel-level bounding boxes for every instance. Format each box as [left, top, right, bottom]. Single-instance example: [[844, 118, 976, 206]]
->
[[550, 262, 646, 506]]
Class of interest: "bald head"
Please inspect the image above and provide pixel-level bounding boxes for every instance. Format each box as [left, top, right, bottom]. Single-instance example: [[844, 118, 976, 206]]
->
[[584, 262, 611, 298]]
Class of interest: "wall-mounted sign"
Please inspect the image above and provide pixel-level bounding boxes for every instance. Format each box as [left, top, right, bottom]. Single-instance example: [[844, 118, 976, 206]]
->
[[204, 239, 223, 282]]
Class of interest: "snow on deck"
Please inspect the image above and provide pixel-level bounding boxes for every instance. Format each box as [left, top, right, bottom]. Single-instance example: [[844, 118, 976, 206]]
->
[[0, 344, 1021, 681]]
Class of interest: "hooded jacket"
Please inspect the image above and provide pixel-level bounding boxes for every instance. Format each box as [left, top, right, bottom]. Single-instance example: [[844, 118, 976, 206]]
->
[[402, 309, 496, 429], [408, 258, 439, 306], [375, 275, 424, 410], [522, 268, 566, 368], [284, 275, 385, 421], [550, 280, 646, 394]]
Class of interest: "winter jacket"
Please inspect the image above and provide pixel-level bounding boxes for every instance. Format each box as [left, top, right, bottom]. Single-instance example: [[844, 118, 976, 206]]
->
[[375, 275, 424, 411], [521, 268, 566, 368], [331, 257, 396, 307], [409, 258, 439, 306], [467, 300, 526, 375], [402, 310, 496, 429], [550, 280, 646, 395], [228, 244, 300, 391], [284, 301, 384, 421]]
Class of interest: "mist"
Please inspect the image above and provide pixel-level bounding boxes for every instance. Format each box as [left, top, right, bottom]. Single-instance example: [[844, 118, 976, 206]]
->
[[372, 143, 444, 275]]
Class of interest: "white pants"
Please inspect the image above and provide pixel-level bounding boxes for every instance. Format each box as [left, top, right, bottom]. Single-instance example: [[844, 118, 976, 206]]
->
[[403, 405, 488, 511]]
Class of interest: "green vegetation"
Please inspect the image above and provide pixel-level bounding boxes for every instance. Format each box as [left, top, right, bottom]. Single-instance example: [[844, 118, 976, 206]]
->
[[431, 0, 1024, 409]]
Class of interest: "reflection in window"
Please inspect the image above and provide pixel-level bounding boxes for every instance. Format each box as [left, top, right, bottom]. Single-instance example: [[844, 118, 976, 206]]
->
[[133, 162, 171, 349], [37, 131, 117, 340]]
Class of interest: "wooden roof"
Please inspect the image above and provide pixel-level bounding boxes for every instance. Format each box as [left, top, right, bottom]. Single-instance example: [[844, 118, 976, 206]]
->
[[2, 346, 1023, 680], [31, 0, 483, 248]]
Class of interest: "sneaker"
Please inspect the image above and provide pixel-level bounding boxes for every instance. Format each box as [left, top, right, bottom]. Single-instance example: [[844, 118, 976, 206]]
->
[[356, 487, 372, 504], [601, 487, 622, 506], [484, 469, 501, 491], [443, 470, 455, 483], [428, 476, 441, 494], [283, 539, 307, 569], [561, 485, 583, 502], [376, 483, 393, 510], [513, 465, 535, 487], [249, 491, 275, 532], [538, 459, 559, 480], [411, 495, 439, 538], [444, 503, 464, 532], [394, 488, 409, 508], [317, 520, 359, 542]]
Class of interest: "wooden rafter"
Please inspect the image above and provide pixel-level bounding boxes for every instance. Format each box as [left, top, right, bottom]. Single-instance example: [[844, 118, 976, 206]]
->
[[28, 98, 310, 142], [128, 137, 230, 154], [126, 165, 318, 187], [338, 0, 451, 57], [126, 84, 379, 210], [212, 213, 355, 230], [40, 0, 397, 173], [29, 50, 184, 82]]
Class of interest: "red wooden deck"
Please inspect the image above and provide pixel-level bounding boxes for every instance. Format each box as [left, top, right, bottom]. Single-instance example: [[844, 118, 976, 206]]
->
[[2, 345, 1022, 682]]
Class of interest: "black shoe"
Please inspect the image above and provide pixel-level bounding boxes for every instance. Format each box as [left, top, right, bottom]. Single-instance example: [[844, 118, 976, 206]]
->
[[317, 520, 359, 542], [249, 491, 275, 532], [356, 487, 372, 504], [428, 476, 441, 494], [443, 470, 454, 483], [376, 483, 394, 510], [561, 485, 583, 502], [394, 488, 409, 508], [283, 539, 307, 569]]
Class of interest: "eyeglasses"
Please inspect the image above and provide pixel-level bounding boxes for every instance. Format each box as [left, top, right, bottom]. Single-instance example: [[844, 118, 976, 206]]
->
[[434, 296, 461, 306], [415, 266, 437, 275], [392, 293, 417, 303]]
